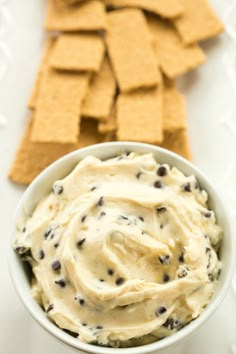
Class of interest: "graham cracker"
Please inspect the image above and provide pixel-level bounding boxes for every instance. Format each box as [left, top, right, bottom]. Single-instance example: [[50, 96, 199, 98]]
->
[[45, 0, 107, 32], [31, 66, 90, 143], [50, 33, 105, 72], [28, 38, 55, 110], [98, 107, 117, 133], [161, 129, 191, 160], [173, 0, 224, 44], [163, 79, 186, 132], [116, 86, 163, 144], [9, 118, 104, 185], [56, 0, 85, 4], [147, 15, 206, 79], [81, 57, 116, 120], [106, 9, 161, 92], [104, 0, 183, 18]]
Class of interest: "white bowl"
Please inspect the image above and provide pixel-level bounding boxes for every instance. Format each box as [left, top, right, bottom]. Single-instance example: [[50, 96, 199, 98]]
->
[[8, 142, 235, 354]]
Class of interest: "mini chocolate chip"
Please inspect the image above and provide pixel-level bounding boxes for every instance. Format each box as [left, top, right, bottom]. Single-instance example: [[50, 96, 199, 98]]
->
[[181, 183, 191, 192], [116, 277, 125, 286], [81, 215, 87, 223], [100, 211, 106, 218], [55, 279, 66, 288], [51, 260, 61, 271], [99, 279, 105, 282], [204, 212, 211, 218], [126, 151, 131, 156], [22, 227, 26, 233], [163, 274, 170, 283], [96, 325, 103, 330], [163, 318, 179, 330], [120, 215, 128, 220], [82, 323, 87, 327], [156, 306, 167, 316], [139, 216, 144, 222], [77, 238, 86, 248], [47, 304, 54, 313], [157, 166, 167, 177], [54, 243, 59, 248], [15, 246, 29, 255], [52, 185, 64, 195], [44, 228, 52, 239], [107, 268, 114, 276], [178, 253, 184, 263], [141, 230, 145, 235], [79, 298, 85, 306], [136, 172, 142, 179], [160, 224, 164, 229], [91, 186, 97, 191], [156, 207, 167, 213], [159, 255, 170, 265], [206, 247, 211, 253], [154, 180, 163, 189], [50, 232, 55, 239], [97, 196, 104, 206], [39, 250, 45, 260]]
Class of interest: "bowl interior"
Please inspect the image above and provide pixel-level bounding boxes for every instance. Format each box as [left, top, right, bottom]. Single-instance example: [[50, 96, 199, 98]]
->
[[8, 142, 234, 354]]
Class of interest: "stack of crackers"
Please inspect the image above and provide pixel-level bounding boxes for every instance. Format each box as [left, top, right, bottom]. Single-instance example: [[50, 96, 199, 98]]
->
[[9, 0, 224, 185]]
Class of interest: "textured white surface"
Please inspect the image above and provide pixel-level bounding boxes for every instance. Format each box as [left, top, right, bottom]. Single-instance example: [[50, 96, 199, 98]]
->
[[0, 0, 236, 353]]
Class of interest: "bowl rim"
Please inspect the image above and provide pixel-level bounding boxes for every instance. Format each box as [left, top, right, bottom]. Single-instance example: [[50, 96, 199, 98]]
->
[[8, 141, 235, 354]]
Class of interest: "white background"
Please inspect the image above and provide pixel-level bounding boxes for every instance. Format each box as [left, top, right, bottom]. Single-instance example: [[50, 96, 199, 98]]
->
[[1, 0, 236, 353]]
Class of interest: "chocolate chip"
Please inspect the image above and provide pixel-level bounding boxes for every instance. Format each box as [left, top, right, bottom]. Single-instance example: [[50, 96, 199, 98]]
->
[[51, 260, 61, 271], [77, 238, 86, 248], [46, 304, 54, 313], [91, 186, 97, 191], [126, 151, 131, 156], [159, 255, 170, 265], [163, 318, 179, 330], [157, 166, 167, 177], [204, 212, 211, 218], [22, 227, 26, 233], [79, 298, 85, 306], [54, 243, 59, 248], [15, 246, 29, 256], [99, 279, 105, 282], [82, 323, 87, 327], [96, 325, 103, 330], [120, 215, 128, 220], [44, 228, 52, 239], [206, 247, 211, 253], [107, 268, 114, 276], [178, 253, 184, 263], [99, 211, 106, 218], [81, 215, 87, 223], [154, 181, 163, 189], [139, 216, 144, 222], [52, 184, 64, 195], [160, 224, 164, 229], [156, 207, 167, 214], [116, 277, 125, 286], [181, 183, 191, 192], [97, 196, 104, 207], [55, 279, 66, 288], [39, 250, 45, 260], [155, 306, 167, 316], [163, 274, 170, 283], [136, 172, 142, 179]]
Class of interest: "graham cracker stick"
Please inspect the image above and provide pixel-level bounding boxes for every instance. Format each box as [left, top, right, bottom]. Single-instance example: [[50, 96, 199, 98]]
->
[[160, 129, 191, 160], [9, 118, 105, 185], [50, 33, 105, 72], [31, 65, 90, 143], [116, 86, 163, 144], [163, 79, 186, 132], [104, 0, 183, 19], [147, 15, 206, 79], [106, 9, 161, 92], [28, 38, 55, 110], [173, 0, 224, 44], [45, 0, 107, 32], [81, 57, 116, 120]]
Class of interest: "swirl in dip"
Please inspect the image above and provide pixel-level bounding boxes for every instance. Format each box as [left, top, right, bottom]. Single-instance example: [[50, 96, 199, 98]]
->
[[14, 152, 222, 347]]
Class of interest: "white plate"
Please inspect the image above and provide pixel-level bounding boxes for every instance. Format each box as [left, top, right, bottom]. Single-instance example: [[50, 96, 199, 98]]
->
[[1, 0, 236, 353]]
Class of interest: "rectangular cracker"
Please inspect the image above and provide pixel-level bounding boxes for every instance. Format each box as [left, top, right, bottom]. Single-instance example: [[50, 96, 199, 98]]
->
[[173, 0, 224, 44], [116, 86, 163, 143], [45, 0, 107, 32], [161, 129, 191, 160], [163, 79, 186, 132], [106, 9, 161, 92], [50, 33, 105, 72], [31, 66, 90, 143], [98, 107, 117, 133], [104, 0, 183, 19], [28, 38, 55, 110], [81, 57, 116, 120], [147, 15, 206, 79], [9, 118, 104, 185]]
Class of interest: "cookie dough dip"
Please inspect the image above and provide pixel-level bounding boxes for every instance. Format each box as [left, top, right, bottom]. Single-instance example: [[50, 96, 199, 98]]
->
[[13, 152, 222, 347]]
